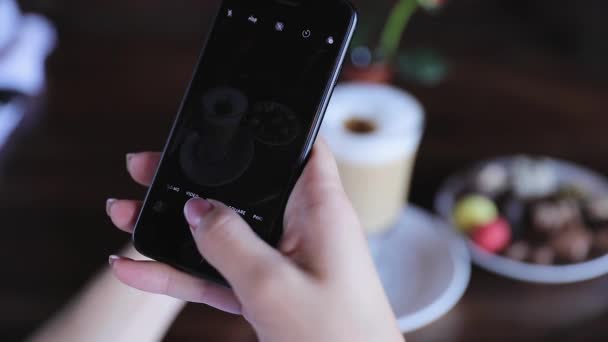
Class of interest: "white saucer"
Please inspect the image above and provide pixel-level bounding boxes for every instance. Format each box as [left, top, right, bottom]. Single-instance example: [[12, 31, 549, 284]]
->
[[368, 206, 471, 333]]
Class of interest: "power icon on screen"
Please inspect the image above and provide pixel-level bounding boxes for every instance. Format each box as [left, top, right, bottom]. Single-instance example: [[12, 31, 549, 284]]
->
[[302, 29, 311, 38]]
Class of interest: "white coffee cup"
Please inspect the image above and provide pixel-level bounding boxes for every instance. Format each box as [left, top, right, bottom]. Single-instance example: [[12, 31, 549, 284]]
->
[[322, 82, 425, 234]]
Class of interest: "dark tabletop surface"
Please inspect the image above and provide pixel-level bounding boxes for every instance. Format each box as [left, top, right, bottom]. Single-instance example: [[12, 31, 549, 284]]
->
[[2, 0, 608, 341]]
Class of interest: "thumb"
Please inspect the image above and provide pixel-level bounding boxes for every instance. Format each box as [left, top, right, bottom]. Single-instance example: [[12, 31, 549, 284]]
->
[[184, 198, 285, 292]]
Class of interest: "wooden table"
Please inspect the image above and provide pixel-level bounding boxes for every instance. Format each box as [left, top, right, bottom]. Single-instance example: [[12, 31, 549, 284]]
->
[[2, 3, 608, 341]]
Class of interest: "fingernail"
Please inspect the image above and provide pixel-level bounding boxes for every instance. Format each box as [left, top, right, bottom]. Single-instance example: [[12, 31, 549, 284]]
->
[[106, 198, 117, 216], [109, 255, 122, 266], [184, 198, 214, 229], [126, 153, 135, 169]]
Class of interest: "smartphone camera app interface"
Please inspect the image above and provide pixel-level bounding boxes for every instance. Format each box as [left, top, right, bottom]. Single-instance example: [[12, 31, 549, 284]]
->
[[135, 0, 354, 279]]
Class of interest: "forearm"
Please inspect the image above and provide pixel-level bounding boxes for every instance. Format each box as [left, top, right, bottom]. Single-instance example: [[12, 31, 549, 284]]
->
[[27, 245, 186, 342]]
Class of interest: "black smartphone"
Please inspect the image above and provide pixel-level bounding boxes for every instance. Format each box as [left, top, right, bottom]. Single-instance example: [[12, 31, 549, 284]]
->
[[133, 0, 357, 285]]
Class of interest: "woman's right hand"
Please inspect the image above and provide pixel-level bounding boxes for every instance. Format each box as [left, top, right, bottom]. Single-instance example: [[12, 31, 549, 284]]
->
[[106, 140, 404, 342]]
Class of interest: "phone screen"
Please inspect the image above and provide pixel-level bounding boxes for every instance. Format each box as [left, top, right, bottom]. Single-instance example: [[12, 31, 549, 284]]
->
[[134, 0, 355, 282]]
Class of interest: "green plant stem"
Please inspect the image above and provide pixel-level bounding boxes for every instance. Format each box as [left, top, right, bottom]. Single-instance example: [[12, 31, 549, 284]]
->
[[378, 0, 419, 63]]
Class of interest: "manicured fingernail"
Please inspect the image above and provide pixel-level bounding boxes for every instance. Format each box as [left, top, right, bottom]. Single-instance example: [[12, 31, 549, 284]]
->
[[109, 255, 122, 266], [184, 198, 214, 229], [106, 198, 117, 216]]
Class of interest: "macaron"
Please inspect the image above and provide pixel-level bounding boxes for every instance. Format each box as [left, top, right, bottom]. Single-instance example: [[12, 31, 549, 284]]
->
[[453, 195, 498, 232], [471, 218, 512, 253]]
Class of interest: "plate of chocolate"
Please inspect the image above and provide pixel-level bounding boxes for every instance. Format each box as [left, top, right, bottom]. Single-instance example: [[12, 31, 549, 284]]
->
[[435, 156, 608, 283]]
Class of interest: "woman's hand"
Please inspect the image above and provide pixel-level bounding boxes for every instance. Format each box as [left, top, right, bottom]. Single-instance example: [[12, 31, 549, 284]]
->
[[107, 140, 404, 342]]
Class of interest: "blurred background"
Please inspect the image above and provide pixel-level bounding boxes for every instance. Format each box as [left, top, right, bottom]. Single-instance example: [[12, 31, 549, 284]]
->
[[1, 0, 608, 341]]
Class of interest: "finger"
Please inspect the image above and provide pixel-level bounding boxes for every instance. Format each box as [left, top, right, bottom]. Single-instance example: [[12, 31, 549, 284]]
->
[[126, 152, 161, 187], [106, 199, 142, 233], [304, 138, 343, 186], [109, 256, 242, 315], [283, 138, 351, 239], [287, 138, 345, 215], [184, 198, 287, 295], [281, 139, 365, 274]]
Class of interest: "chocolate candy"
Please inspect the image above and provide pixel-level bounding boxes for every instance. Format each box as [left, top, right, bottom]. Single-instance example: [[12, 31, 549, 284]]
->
[[530, 245, 556, 265], [474, 163, 508, 197], [550, 228, 593, 263], [471, 218, 512, 253], [593, 229, 608, 253], [511, 157, 558, 199], [531, 199, 581, 234], [453, 195, 498, 233], [585, 197, 608, 226], [504, 241, 530, 261], [557, 184, 588, 202]]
